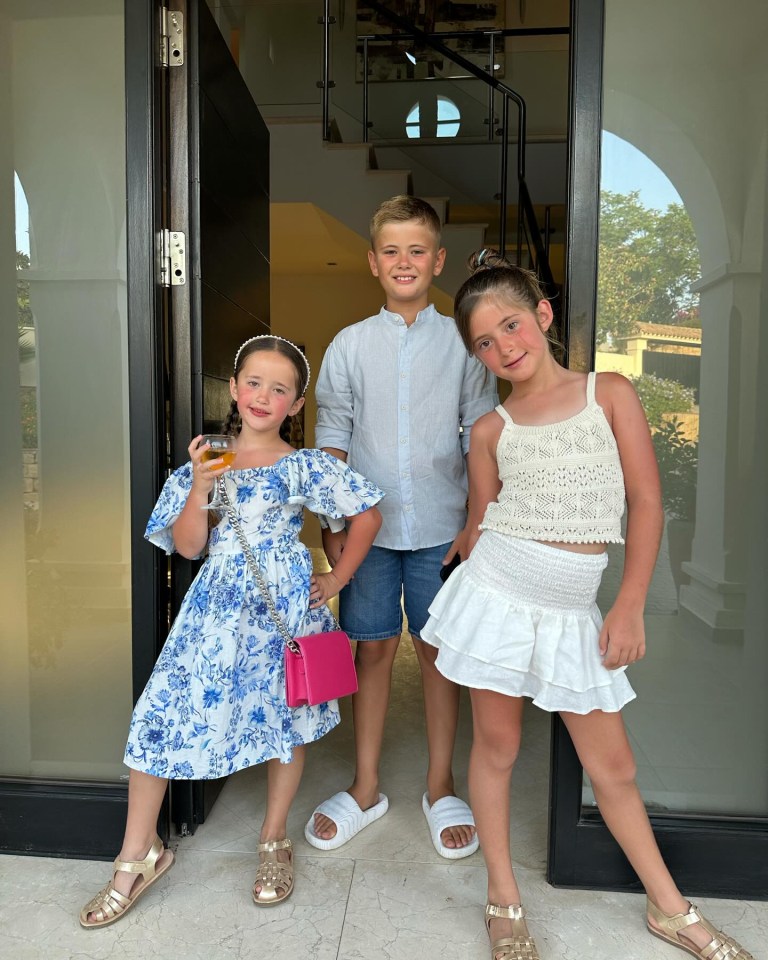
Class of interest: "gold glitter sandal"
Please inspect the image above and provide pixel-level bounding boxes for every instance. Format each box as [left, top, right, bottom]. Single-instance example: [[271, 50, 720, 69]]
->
[[79, 836, 174, 928], [253, 838, 294, 906], [647, 898, 755, 960], [485, 903, 540, 960]]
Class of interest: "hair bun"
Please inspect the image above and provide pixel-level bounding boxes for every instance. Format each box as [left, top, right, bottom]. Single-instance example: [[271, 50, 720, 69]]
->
[[468, 248, 511, 274]]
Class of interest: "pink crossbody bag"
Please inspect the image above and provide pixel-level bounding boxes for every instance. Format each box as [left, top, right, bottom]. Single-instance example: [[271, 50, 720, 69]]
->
[[219, 481, 358, 708]]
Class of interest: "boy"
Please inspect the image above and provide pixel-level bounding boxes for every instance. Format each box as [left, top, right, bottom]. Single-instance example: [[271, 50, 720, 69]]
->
[[305, 196, 497, 857]]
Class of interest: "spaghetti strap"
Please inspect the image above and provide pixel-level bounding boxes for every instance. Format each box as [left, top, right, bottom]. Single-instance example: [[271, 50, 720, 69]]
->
[[586, 371, 597, 404], [495, 404, 514, 425]]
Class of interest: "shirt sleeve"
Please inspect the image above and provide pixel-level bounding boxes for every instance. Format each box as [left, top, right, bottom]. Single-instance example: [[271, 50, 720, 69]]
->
[[144, 462, 197, 555], [458, 353, 499, 456], [315, 336, 354, 452], [287, 450, 384, 531]]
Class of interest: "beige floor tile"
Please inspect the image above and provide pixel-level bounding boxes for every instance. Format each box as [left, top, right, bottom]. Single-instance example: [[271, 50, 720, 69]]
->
[[2, 628, 767, 960]]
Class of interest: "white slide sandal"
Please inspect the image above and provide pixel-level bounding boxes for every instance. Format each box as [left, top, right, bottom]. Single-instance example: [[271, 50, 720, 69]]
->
[[304, 791, 389, 850], [422, 792, 480, 859]]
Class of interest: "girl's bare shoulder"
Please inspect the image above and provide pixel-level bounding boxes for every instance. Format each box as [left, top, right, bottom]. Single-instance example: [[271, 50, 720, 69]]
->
[[594, 370, 639, 406], [471, 408, 505, 446]]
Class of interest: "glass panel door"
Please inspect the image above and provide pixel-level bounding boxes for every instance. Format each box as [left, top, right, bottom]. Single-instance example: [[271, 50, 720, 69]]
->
[[549, 0, 768, 896], [0, 0, 171, 859], [0, 0, 133, 783], [597, 0, 768, 821]]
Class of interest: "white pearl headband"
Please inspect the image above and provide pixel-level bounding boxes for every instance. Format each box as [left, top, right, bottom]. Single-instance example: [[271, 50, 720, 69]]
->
[[233, 335, 311, 394]]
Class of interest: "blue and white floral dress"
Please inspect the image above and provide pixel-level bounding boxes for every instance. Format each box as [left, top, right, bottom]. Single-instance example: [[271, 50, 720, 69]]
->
[[124, 449, 383, 780]]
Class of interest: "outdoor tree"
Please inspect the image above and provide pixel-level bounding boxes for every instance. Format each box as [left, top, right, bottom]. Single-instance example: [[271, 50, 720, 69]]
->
[[17, 249, 32, 329], [17, 250, 37, 446], [596, 191, 701, 346], [629, 373, 696, 431]]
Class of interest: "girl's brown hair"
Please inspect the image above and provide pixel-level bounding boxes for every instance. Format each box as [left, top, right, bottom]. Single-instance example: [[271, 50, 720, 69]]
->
[[223, 336, 308, 444], [454, 250, 561, 359]]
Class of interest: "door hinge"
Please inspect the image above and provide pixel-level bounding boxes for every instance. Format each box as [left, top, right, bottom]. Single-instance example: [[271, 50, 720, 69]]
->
[[160, 8, 184, 67], [160, 230, 186, 287]]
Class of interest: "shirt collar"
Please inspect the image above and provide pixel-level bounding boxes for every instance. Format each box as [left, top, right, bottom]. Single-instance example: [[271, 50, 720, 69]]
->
[[378, 303, 437, 326]]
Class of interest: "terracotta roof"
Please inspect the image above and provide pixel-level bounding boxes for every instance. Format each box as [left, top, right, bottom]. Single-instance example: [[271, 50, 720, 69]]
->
[[620, 322, 702, 342]]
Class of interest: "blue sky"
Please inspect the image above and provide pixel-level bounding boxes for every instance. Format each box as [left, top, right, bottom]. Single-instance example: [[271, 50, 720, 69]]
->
[[601, 131, 683, 211], [15, 173, 30, 257]]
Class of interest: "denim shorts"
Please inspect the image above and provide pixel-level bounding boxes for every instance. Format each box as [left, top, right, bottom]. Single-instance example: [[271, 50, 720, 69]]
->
[[339, 542, 452, 641]]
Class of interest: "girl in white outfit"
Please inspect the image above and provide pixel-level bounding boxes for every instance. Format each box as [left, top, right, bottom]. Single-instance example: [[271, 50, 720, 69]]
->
[[421, 251, 754, 960]]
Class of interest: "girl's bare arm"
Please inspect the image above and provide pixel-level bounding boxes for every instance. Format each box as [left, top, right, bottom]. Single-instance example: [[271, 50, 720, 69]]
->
[[446, 412, 503, 562], [310, 506, 382, 606], [598, 374, 664, 668]]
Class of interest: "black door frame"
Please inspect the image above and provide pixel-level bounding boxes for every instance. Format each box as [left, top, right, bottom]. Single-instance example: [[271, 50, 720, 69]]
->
[[125, 0, 174, 849], [163, 0, 273, 833], [548, 0, 768, 899], [164, 0, 215, 835]]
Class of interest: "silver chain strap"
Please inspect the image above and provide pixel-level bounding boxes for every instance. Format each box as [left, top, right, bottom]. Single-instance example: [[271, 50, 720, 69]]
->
[[217, 478, 303, 655]]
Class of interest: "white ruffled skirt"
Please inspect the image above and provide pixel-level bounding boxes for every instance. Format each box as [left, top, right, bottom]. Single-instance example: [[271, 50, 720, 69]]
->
[[421, 532, 635, 714]]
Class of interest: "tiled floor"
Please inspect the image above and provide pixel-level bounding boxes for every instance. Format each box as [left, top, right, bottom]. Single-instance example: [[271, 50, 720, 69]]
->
[[2, 640, 766, 959]]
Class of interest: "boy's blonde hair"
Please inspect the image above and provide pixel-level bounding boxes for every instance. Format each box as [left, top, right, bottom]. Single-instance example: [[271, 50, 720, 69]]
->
[[369, 195, 442, 247]]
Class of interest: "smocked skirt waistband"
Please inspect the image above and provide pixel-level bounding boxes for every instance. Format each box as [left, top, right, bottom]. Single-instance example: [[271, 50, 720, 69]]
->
[[421, 532, 635, 714]]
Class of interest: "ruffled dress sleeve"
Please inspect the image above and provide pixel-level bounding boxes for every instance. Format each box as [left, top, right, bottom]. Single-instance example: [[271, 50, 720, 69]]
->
[[284, 449, 384, 532], [144, 462, 197, 555]]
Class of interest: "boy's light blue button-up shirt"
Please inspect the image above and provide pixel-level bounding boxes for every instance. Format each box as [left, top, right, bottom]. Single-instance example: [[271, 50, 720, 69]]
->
[[315, 304, 498, 550]]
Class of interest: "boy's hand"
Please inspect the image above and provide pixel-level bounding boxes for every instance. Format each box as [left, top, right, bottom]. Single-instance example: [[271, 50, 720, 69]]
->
[[309, 571, 344, 607], [599, 602, 646, 669], [321, 527, 347, 568], [444, 525, 478, 565]]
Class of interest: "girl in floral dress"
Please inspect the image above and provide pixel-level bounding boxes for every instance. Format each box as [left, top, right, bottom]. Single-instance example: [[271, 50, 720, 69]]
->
[[80, 335, 382, 927]]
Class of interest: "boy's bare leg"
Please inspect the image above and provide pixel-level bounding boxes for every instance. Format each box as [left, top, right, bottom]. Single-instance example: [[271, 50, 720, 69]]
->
[[412, 636, 476, 849], [313, 634, 400, 840]]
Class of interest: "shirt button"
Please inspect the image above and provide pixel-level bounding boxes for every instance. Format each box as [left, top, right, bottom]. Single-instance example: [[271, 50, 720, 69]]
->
[[404, 504, 412, 512], [400, 372, 407, 379], [400, 438, 407, 445], [401, 471, 409, 478], [401, 404, 408, 411]]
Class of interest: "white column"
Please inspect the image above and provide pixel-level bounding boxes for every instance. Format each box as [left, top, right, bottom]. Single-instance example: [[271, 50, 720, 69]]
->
[[679, 265, 761, 639]]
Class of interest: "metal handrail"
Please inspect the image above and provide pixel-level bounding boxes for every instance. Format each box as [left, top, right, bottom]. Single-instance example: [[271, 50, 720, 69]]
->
[[356, 26, 569, 42], [319, 0, 335, 140], [519, 180, 556, 295]]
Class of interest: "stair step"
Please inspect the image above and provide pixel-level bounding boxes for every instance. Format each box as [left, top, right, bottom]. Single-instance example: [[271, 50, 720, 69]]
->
[[419, 195, 450, 224]]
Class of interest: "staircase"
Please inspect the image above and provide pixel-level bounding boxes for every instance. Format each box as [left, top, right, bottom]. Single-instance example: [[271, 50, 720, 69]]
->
[[268, 117, 488, 298]]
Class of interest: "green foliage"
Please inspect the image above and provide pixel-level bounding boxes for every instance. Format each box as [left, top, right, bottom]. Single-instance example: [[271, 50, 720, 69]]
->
[[629, 373, 696, 432], [20, 387, 38, 447], [651, 417, 698, 521], [629, 372, 698, 521], [597, 191, 701, 346], [17, 249, 32, 329]]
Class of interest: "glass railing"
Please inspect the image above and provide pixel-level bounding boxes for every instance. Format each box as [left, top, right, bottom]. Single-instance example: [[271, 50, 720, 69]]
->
[[333, 30, 503, 143], [320, 0, 565, 284], [205, 1, 324, 121]]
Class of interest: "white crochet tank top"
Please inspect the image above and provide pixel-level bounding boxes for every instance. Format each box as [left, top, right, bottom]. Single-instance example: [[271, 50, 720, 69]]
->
[[480, 372, 626, 544]]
